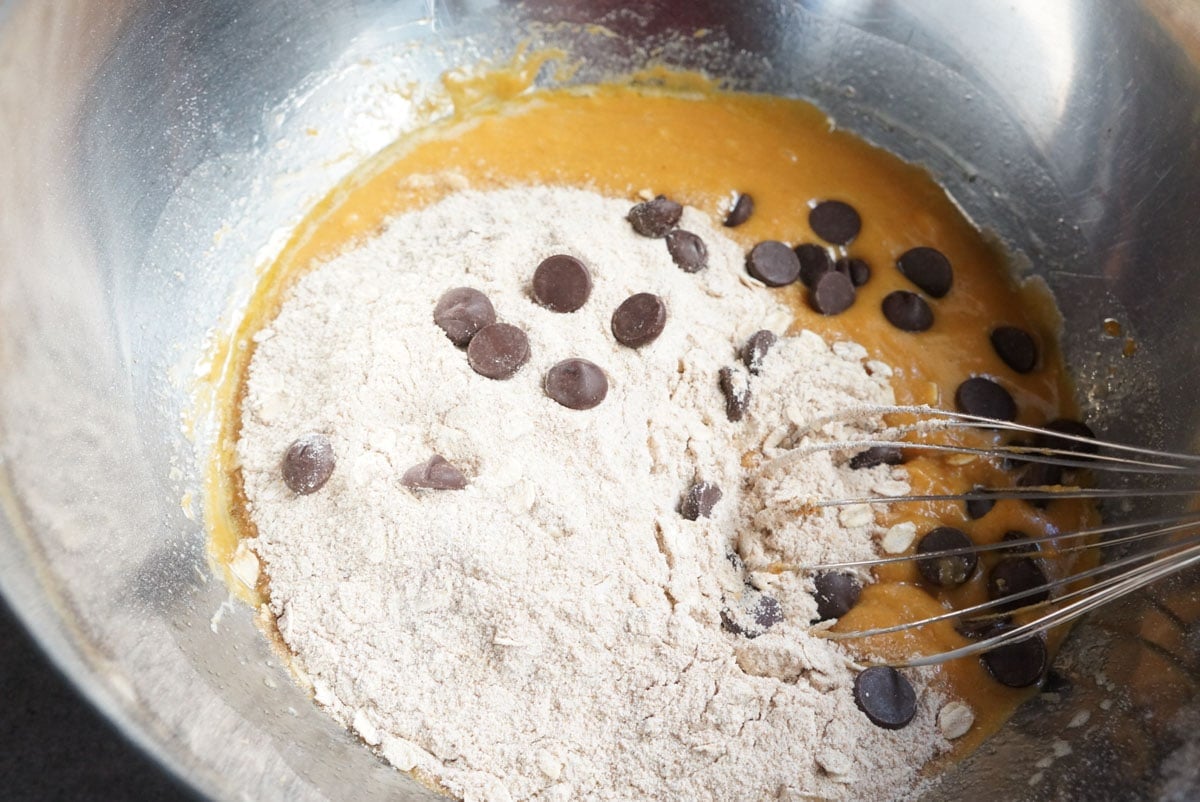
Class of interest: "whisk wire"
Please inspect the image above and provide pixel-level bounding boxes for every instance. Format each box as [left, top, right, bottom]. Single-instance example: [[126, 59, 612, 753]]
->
[[886, 541, 1200, 668], [780, 511, 1200, 573], [798, 405, 1200, 466], [789, 405, 1200, 668], [819, 529, 1200, 646]]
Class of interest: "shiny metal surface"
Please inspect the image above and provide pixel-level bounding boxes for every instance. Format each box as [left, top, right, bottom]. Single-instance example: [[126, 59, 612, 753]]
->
[[0, 1, 1198, 799]]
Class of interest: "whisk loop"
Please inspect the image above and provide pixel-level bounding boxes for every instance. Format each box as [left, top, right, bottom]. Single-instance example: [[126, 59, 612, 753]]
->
[[781, 405, 1200, 668]]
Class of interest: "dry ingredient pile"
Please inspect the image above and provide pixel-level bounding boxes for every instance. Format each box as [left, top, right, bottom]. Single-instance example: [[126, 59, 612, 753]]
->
[[237, 186, 951, 801]]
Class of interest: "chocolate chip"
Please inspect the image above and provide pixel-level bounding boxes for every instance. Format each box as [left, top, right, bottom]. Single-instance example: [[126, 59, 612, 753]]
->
[[433, 287, 496, 346], [718, 367, 751, 422], [680, 481, 723, 520], [897, 247, 953, 298], [809, 270, 856, 315], [281, 433, 335, 495], [955, 617, 1012, 640], [611, 293, 667, 348], [809, 200, 861, 245], [1001, 439, 1032, 472], [955, 377, 1017, 421], [666, 229, 708, 273], [813, 572, 862, 621], [981, 635, 1048, 688], [916, 526, 978, 589], [532, 254, 592, 313], [964, 486, 996, 519], [795, 243, 834, 287], [988, 557, 1050, 613], [837, 257, 871, 287], [723, 193, 755, 227], [545, 359, 608, 410], [990, 326, 1038, 373], [854, 666, 917, 729], [740, 330, 778, 375], [401, 454, 468, 490], [627, 195, 682, 237], [881, 291, 934, 332], [849, 446, 904, 470], [1001, 530, 1039, 554], [467, 323, 530, 380], [1034, 419, 1099, 456], [720, 590, 782, 638], [1018, 460, 1064, 489], [752, 594, 784, 631], [746, 241, 801, 287], [720, 609, 746, 636], [1041, 669, 1072, 694]]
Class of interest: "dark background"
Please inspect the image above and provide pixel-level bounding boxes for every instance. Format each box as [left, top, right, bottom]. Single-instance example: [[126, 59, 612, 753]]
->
[[0, 599, 200, 801]]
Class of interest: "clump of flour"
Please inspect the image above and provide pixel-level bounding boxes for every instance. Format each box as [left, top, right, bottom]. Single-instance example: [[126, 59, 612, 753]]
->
[[237, 186, 947, 801]]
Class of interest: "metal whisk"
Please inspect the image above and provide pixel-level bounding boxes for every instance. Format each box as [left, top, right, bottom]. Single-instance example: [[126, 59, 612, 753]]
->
[[773, 405, 1200, 669]]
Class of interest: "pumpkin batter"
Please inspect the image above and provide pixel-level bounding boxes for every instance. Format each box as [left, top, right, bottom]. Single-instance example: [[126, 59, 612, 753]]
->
[[205, 67, 1096, 780]]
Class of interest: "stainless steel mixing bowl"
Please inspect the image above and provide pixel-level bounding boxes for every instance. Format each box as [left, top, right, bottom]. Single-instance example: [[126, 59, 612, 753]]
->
[[2, 1, 1199, 799]]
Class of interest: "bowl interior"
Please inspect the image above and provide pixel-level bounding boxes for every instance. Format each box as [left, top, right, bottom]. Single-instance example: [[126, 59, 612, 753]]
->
[[2, 1, 1200, 799]]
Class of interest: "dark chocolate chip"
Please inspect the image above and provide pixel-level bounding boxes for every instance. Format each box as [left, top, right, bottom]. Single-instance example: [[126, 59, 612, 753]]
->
[[746, 241, 801, 287], [1019, 461, 1064, 488], [837, 257, 871, 287], [720, 608, 745, 636], [723, 193, 755, 227], [532, 254, 592, 313], [1041, 669, 1072, 694], [752, 594, 784, 630], [545, 359, 608, 410], [990, 326, 1039, 373], [680, 481, 723, 520], [401, 454, 468, 490], [955, 377, 1017, 422], [433, 287, 497, 346], [854, 666, 917, 729], [718, 366, 751, 422], [916, 526, 978, 589], [1001, 530, 1039, 554], [666, 229, 708, 273], [809, 200, 862, 246], [611, 293, 667, 348], [740, 330, 778, 375], [897, 246, 953, 298], [964, 486, 996, 519], [809, 270, 856, 315], [982, 635, 1048, 688], [849, 446, 904, 470], [1001, 439, 1032, 471], [988, 557, 1050, 613], [795, 243, 834, 288], [467, 323, 530, 380], [627, 195, 683, 237], [1034, 419, 1099, 456], [726, 550, 746, 575], [720, 590, 782, 638], [813, 572, 862, 621], [881, 291, 934, 332], [282, 433, 335, 495], [955, 617, 1012, 640]]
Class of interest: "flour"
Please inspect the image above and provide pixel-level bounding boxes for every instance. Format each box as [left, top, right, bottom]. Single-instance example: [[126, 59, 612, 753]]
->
[[237, 186, 948, 801]]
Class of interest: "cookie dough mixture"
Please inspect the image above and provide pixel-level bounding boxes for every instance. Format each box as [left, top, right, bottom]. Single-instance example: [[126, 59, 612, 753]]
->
[[240, 187, 937, 800], [208, 74, 1098, 801]]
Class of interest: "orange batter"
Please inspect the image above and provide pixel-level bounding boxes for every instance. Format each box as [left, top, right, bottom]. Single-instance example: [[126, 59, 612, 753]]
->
[[205, 68, 1096, 773]]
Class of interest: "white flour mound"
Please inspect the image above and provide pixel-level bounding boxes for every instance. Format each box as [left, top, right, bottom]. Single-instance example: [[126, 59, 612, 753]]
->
[[237, 186, 948, 801]]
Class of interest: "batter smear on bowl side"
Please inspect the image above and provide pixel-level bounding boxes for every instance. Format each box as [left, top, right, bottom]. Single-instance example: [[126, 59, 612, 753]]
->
[[208, 77, 1098, 801]]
